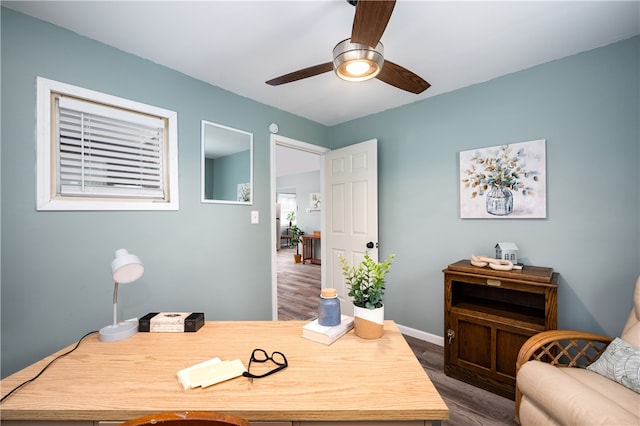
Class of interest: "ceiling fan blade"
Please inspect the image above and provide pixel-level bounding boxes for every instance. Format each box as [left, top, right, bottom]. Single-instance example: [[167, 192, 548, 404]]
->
[[376, 60, 431, 94], [266, 62, 334, 86], [351, 0, 396, 47]]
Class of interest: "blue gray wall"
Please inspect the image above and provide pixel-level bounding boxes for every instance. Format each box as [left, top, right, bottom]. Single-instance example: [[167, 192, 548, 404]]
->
[[330, 36, 640, 340], [1, 8, 329, 377], [277, 171, 322, 235], [2, 7, 639, 378], [210, 150, 251, 201]]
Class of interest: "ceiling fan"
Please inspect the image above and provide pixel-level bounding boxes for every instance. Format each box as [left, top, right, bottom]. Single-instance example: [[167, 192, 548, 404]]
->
[[265, 0, 430, 94]]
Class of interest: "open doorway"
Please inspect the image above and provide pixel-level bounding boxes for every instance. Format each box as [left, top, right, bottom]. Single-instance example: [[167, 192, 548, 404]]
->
[[270, 134, 329, 320]]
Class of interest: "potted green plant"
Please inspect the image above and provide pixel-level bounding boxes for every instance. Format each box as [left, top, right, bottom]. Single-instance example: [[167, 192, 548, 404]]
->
[[286, 211, 296, 227], [289, 225, 305, 263], [339, 251, 395, 339]]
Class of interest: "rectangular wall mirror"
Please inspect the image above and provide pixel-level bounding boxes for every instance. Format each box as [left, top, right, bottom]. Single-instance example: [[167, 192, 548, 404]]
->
[[201, 120, 253, 204]]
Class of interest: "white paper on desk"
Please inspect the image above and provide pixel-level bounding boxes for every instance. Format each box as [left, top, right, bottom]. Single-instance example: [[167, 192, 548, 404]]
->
[[177, 357, 246, 390], [199, 359, 247, 388]]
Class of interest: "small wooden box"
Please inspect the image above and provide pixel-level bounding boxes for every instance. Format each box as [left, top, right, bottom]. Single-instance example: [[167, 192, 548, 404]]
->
[[139, 312, 205, 332]]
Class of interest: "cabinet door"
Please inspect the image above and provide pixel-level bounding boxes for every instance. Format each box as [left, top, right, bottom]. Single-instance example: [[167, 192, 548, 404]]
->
[[450, 311, 492, 374], [495, 326, 531, 380], [451, 310, 537, 387]]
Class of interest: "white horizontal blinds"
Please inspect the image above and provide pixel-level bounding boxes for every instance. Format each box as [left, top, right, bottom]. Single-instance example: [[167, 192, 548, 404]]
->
[[57, 96, 166, 199]]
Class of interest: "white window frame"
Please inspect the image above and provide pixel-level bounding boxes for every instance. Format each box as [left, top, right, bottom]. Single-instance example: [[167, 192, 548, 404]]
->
[[278, 193, 297, 226], [36, 77, 179, 211]]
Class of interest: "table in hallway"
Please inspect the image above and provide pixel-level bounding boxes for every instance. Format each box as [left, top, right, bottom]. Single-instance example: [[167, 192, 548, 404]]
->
[[301, 233, 321, 264]]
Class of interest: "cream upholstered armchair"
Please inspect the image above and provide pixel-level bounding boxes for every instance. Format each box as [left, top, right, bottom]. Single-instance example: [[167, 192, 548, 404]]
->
[[515, 276, 640, 425]]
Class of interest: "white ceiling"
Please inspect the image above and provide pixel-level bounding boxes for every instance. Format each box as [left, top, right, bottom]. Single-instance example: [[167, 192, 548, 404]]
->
[[276, 144, 321, 177], [4, 1, 639, 126], [203, 121, 252, 158]]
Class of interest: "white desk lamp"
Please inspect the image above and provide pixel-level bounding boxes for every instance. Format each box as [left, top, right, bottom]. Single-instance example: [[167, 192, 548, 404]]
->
[[99, 249, 144, 342]]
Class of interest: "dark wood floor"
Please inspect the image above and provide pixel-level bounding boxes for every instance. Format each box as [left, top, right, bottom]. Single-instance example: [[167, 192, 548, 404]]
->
[[405, 335, 518, 425], [277, 246, 322, 321], [276, 247, 518, 425]]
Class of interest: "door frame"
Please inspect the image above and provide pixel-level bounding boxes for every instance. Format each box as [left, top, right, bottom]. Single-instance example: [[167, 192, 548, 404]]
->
[[270, 134, 330, 320]]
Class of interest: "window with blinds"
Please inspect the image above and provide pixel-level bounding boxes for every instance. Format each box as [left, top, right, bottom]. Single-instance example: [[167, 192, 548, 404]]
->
[[57, 96, 165, 199], [37, 77, 179, 210]]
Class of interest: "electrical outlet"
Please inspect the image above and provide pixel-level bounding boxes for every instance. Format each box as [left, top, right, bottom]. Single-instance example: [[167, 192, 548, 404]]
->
[[251, 210, 259, 224]]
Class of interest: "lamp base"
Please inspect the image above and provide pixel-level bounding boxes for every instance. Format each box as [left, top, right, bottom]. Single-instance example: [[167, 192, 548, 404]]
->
[[99, 321, 138, 342]]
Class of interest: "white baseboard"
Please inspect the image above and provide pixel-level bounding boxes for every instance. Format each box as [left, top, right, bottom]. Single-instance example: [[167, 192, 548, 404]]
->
[[396, 323, 444, 347]]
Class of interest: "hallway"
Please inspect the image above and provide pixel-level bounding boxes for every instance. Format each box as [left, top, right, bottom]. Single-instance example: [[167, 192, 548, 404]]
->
[[276, 246, 321, 321]]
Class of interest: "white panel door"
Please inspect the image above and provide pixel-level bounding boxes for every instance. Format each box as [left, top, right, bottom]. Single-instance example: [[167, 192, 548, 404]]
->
[[323, 139, 378, 315]]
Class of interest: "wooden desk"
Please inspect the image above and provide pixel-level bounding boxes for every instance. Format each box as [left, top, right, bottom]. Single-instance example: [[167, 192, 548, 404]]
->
[[1, 321, 448, 425], [301, 234, 320, 264]]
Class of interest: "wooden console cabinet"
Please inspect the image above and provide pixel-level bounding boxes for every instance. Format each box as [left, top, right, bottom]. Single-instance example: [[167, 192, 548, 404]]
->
[[443, 260, 558, 399]]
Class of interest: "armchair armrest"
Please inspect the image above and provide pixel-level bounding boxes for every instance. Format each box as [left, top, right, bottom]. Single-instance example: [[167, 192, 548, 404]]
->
[[515, 330, 613, 423], [516, 329, 613, 370]]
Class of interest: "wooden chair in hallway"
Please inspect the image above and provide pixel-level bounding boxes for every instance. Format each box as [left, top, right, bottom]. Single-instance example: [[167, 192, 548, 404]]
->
[[120, 411, 249, 426]]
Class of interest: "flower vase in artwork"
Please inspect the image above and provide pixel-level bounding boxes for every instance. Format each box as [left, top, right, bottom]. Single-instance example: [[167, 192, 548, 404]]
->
[[486, 186, 513, 216]]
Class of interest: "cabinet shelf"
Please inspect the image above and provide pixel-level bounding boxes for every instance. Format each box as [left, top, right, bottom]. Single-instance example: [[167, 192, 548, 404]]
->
[[452, 300, 546, 328]]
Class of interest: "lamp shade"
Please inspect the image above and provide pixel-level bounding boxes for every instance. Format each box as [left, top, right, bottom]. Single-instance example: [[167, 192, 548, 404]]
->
[[333, 39, 384, 82], [111, 248, 144, 284], [100, 248, 144, 342]]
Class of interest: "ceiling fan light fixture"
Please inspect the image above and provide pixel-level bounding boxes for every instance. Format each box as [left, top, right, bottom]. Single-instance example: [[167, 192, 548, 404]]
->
[[333, 39, 384, 82]]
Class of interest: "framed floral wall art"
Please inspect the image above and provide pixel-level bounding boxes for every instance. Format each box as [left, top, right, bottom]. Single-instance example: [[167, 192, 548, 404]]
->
[[309, 192, 321, 210], [459, 139, 546, 219], [237, 183, 250, 202]]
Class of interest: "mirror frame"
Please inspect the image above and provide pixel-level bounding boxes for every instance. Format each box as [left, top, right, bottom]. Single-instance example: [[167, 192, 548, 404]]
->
[[200, 120, 253, 205]]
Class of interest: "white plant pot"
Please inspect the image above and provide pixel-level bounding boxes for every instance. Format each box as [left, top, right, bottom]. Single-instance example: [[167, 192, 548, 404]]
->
[[353, 304, 384, 339]]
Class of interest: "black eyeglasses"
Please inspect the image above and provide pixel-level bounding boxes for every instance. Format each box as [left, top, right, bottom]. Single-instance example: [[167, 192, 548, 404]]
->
[[242, 348, 288, 381]]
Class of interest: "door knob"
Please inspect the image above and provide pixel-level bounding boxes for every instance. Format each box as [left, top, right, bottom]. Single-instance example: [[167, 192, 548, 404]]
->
[[366, 242, 375, 249], [447, 329, 455, 344]]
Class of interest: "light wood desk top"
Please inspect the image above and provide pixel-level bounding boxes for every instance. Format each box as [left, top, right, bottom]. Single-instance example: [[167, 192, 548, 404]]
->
[[0, 321, 448, 423]]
